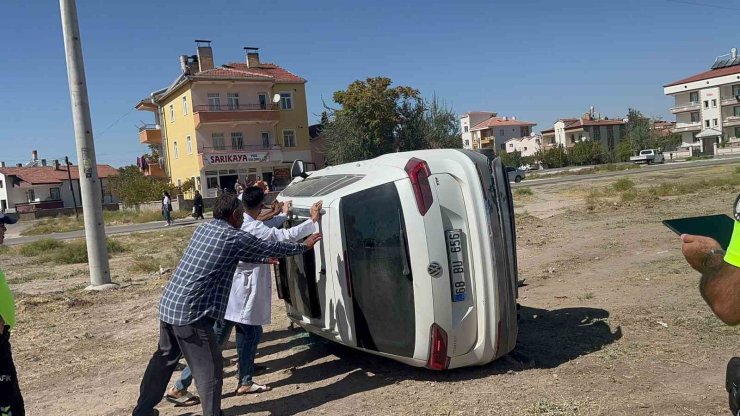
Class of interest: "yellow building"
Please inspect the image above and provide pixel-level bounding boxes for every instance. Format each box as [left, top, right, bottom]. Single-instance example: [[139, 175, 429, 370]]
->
[[136, 40, 311, 196]]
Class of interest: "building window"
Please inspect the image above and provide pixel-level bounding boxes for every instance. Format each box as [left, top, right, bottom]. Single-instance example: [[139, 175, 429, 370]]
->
[[735, 127, 740, 138], [208, 93, 221, 110], [0, 180, 3, 189], [689, 91, 699, 102], [499, 129, 504, 136], [186, 135, 192, 154], [182, 96, 188, 115], [464, 140, 470, 146], [0, 200, 6, 212], [593, 126, 601, 140], [704, 100, 709, 109], [50, 188, 60, 200], [499, 143, 505, 150], [280, 92, 293, 110], [509, 143, 514, 148], [177, 179, 182, 189], [27, 189, 35, 202], [283, 130, 296, 147], [227, 92, 239, 110], [712, 99, 717, 108], [464, 126, 469, 133], [713, 118, 718, 127], [258, 93, 268, 109], [261, 132, 270, 148], [733, 84, 740, 97], [173, 141, 179, 159], [524, 147, 528, 151], [206, 176, 219, 189], [570, 134, 575, 143], [231, 132, 244, 149], [169, 105, 175, 122], [705, 120, 711, 128], [734, 106, 740, 117], [212, 133, 225, 150], [691, 112, 700, 123]]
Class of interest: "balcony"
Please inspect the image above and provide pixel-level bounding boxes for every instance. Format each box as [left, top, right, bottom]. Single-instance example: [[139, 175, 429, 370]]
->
[[198, 144, 284, 167], [724, 116, 740, 127], [139, 124, 161, 145], [193, 103, 280, 128], [672, 122, 701, 133], [670, 101, 700, 114], [722, 96, 740, 107]]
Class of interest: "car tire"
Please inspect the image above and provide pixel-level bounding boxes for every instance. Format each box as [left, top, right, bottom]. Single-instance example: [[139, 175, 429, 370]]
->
[[515, 176, 522, 183]]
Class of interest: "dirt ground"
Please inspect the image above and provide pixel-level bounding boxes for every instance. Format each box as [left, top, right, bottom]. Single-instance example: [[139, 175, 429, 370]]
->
[[4, 164, 740, 415]]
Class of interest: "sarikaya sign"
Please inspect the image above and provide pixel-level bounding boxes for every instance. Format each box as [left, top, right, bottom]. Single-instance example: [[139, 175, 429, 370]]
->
[[205, 152, 268, 165]]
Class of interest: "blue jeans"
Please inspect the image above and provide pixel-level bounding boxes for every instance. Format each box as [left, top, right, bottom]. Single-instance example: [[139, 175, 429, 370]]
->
[[173, 320, 234, 391], [235, 324, 262, 386]]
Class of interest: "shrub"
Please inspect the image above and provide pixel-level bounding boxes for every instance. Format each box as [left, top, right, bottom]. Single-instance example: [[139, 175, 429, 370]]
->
[[51, 241, 89, 264], [612, 178, 635, 192], [128, 255, 161, 273], [20, 239, 65, 257], [515, 188, 533, 197]]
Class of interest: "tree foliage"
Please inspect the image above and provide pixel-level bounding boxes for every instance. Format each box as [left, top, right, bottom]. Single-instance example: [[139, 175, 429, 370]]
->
[[535, 145, 569, 169], [108, 166, 177, 206], [324, 78, 461, 165], [569, 140, 610, 166]]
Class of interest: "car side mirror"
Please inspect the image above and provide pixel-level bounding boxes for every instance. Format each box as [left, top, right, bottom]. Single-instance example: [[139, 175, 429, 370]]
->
[[291, 159, 308, 179]]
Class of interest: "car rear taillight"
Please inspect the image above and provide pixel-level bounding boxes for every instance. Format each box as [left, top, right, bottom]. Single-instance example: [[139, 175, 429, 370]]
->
[[427, 323, 450, 370], [404, 158, 433, 216]]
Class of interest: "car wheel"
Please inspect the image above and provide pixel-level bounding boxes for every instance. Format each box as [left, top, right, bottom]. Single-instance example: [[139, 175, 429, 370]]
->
[[515, 176, 522, 183]]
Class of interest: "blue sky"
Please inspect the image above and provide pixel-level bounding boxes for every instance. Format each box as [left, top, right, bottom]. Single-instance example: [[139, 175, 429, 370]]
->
[[0, 0, 737, 166]]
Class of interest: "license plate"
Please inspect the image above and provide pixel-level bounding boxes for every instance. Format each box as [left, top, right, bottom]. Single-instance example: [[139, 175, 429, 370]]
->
[[445, 230, 466, 302]]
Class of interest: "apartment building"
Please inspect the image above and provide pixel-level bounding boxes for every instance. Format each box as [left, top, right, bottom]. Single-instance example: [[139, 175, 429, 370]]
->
[[504, 133, 542, 157], [136, 40, 311, 196], [460, 111, 497, 149], [467, 115, 536, 153], [541, 108, 626, 151], [664, 48, 740, 155]]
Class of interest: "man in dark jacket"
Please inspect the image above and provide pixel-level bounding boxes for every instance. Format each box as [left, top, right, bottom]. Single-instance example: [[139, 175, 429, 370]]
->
[[193, 190, 205, 220]]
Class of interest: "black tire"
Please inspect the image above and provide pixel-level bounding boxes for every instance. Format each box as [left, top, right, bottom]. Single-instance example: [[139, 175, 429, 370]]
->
[[515, 176, 522, 183]]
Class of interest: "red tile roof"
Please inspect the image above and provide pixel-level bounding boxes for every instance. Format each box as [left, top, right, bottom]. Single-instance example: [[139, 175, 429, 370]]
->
[[471, 117, 536, 130], [665, 64, 740, 87], [541, 118, 624, 134], [0, 165, 118, 185], [193, 62, 306, 83]]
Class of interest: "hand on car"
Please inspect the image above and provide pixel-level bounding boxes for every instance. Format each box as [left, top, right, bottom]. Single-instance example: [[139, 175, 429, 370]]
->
[[311, 200, 323, 223], [304, 233, 322, 249], [681, 234, 722, 272], [282, 200, 293, 215]]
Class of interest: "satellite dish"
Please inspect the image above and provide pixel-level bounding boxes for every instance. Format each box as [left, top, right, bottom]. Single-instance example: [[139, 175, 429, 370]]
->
[[272, 93, 281, 104]]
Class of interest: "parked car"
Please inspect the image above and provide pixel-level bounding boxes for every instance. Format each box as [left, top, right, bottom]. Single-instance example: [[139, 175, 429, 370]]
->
[[276, 149, 519, 370], [630, 149, 665, 165], [506, 166, 525, 182]]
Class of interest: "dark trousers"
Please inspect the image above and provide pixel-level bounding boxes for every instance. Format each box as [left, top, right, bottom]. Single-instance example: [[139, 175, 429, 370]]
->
[[133, 318, 223, 416], [235, 323, 262, 386], [0, 328, 24, 416]]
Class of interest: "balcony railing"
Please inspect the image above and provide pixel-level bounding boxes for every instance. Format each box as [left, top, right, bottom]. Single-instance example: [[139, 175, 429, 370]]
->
[[200, 144, 281, 153], [194, 103, 279, 112], [721, 96, 740, 106], [670, 101, 700, 113], [724, 116, 740, 126], [138, 123, 159, 132], [672, 122, 702, 133]]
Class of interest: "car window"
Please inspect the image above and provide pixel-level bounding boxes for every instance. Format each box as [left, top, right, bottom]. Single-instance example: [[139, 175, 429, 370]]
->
[[505, 167, 515, 172]]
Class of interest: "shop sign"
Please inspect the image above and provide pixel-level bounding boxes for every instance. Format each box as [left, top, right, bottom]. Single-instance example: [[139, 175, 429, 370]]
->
[[204, 152, 268, 165]]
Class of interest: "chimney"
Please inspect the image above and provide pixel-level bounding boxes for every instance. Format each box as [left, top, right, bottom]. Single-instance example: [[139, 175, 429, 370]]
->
[[0, 162, 4, 168], [733, 48, 738, 60], [503, 116, 508, 121], [512, 116, 516, 121], [16, 163, 22, 167], [32, 150, 38, 162], [41, 159, 47, 167], [244, 47, 260, 68], [195, 40, 214, 72], [53, 160, 60, 170], [179, 55, 189, 73]]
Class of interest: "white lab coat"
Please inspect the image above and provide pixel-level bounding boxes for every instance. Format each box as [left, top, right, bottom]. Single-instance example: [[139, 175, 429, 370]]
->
[[224, 213, 317, 326]]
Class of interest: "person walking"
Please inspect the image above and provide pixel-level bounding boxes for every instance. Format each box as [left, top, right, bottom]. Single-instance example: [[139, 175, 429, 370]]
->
[[0, 213, 25, 416], [132, 193, 321, 416], [162, 191, 173, 226], [193, 190, 205, 220]]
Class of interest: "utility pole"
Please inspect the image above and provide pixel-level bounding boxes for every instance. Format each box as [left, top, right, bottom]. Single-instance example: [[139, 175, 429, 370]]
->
[[64, 156, 79, 219], [59, 0, 115, 290]]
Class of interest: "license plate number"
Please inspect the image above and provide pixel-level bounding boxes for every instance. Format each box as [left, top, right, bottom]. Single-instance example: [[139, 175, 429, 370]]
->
[[446, 230, 466, 302]]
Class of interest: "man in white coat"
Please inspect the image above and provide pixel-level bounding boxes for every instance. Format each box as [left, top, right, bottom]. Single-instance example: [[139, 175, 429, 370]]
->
[[225, 186, 322, 394]]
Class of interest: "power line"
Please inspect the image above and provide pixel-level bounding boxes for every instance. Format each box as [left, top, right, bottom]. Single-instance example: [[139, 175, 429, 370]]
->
[[95, 106, 136, 139], [664, 0, 740, 11]]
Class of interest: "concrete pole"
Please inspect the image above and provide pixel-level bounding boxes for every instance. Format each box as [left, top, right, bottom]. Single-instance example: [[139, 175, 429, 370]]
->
[[59, 0, 115, 290]]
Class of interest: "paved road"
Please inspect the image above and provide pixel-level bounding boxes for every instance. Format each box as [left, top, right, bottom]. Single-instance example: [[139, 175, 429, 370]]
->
[[3, 217, 206, 246], [512, 156, 740, 188]]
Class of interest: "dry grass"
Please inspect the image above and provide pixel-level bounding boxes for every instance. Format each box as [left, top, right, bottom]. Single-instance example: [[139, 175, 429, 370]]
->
[[17, 237, 128, 265], [21, 210, 191, 236]]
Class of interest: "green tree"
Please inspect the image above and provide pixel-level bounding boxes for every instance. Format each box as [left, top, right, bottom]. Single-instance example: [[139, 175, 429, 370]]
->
[[333, 77, 420, 156], [499, 151, 523, 168], [537, 145, 569, 169], [569, 140, 608, 165], [180, 178, 195, 195], [323, 113, 376, 165], [422, 96, 462, 149], [625, 109, 652, 152], [615, 140, 633, 162], [108, 166, 177, 206]]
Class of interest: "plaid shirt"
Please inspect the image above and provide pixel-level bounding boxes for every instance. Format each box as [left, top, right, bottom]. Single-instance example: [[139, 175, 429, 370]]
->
[[159, 219, 306, 326]]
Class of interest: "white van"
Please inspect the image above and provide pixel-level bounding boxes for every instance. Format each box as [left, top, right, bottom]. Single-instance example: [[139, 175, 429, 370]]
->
[[275, 149, 519, 370]]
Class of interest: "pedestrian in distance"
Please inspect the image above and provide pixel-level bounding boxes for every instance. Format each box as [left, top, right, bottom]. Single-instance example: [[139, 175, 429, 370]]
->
[[162, 191, 173, 226], [0, 213, 25, 416], [131, 193, 321, 416], [193, 190, 205, 220]]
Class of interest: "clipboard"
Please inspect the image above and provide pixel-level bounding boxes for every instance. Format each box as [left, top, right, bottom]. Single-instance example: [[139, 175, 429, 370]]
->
[[663, 214, 735, 250]]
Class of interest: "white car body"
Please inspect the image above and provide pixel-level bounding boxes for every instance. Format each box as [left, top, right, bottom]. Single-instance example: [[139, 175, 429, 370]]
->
[[275, 149, 519, 370], [630, 149, 665, 164]]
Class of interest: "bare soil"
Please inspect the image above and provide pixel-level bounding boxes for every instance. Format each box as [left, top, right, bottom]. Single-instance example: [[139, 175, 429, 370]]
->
[[5, 164, 740, 416]]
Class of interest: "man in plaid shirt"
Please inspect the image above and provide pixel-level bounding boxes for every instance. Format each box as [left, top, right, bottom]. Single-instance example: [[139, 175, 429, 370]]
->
[[133, 194, 320, 416]]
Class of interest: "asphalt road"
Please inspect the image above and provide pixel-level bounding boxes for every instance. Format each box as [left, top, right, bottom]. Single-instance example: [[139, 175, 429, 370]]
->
[[512, 156, 740, 188], [3, 217, 206, 246]]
